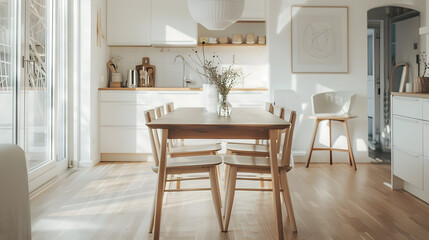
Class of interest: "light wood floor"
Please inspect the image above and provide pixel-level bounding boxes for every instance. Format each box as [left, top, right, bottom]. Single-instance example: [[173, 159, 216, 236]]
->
[[30, 163, 429, 240]]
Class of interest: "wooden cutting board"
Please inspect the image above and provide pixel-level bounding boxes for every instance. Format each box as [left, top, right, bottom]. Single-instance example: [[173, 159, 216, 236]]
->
[[136, 57, 156, 87]]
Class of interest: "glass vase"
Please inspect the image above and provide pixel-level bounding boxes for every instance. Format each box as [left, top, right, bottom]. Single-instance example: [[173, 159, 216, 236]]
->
[[217, 94, 232, 117]]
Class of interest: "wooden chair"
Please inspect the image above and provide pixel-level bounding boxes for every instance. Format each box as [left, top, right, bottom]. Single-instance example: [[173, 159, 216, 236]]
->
[[226, 106, 285, 156], [265, 102, 274, 114], [144, 109, 224, 233], [166, 102, 175, 113], [154, 105, 222, 158], [223, 109, 297, 233], [306, 91, 357, 170], [226, 106, 285, 188]]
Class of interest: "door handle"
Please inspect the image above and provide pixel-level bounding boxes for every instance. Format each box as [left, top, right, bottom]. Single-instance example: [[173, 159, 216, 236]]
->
[[22, 58, 36, 75]]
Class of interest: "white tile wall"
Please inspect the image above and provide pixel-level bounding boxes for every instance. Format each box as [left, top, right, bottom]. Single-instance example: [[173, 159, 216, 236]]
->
[[109, 46, 269, 88]]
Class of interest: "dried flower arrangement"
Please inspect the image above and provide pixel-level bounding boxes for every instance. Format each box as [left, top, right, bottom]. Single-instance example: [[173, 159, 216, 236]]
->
[[188, 43, 243, 97]]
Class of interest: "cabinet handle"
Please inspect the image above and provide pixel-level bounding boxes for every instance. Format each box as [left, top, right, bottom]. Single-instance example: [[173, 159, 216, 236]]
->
[[395, 97, 420, 101], [393, 146, 420, 158], [158, 92, 199, 95], [393, 115, 421, 123]]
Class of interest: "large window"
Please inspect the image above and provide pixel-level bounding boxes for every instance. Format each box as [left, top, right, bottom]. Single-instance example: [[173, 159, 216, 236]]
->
[[1, 0, 69, 174]]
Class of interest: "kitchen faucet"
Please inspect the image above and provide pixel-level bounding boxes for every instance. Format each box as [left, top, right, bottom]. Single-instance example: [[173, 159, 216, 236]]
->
[[174, 55, 192, 88]]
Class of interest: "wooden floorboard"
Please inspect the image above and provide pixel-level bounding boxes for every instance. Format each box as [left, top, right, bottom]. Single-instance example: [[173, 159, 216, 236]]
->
[[30, 163, 429, 240]]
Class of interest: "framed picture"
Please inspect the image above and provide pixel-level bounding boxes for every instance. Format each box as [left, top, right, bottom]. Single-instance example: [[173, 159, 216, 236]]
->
[[291, 6, 349, 73]]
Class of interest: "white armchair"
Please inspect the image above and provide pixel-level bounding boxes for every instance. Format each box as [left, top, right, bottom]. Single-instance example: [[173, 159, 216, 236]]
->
[[0, 144, 31, 240]]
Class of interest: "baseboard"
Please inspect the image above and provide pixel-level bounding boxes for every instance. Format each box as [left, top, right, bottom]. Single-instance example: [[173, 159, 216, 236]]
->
[[79, 159, 100, 167], [100, 153, 153, 162]]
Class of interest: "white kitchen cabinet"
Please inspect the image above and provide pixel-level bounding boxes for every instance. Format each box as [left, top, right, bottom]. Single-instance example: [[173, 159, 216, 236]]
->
[[391, 94, 429, 203], [392, 116, 422, 155], [100, 102, 150, 127], [240, 0, 266, 21], [100, 127, 151, 154], [424, 122, 429, 157], [393, 147, 423, 188], [107, 0, 151, 46], [150, 0, 197, 47], [228, 91, 267, 108], [425, 157, 429, 192], [423, 99, 429, 121], [152, 91, 203, 108], [392, 96, 422, 119]]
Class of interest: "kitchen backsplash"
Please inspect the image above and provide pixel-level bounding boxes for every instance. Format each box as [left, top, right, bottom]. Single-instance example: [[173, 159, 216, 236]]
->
[[108, 46, 268, 88]]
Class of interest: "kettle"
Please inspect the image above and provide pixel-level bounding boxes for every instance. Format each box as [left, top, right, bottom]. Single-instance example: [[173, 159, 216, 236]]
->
[[126, 69, 138, 88]]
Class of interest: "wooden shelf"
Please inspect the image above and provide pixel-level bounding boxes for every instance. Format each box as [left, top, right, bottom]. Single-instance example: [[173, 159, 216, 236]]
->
[[197, 43, 266, 47]]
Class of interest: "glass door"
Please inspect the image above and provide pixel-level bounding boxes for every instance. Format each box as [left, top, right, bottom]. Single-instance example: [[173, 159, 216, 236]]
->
[[0, 0, 16, 145], [20, 0, 53, 170]]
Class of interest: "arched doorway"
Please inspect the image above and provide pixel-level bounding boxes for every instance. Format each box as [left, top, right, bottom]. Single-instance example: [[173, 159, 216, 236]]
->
[[367, 6, 421, 162]]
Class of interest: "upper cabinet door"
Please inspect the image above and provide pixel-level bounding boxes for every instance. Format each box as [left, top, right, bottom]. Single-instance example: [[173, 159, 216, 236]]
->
[[150, 0, 197, 47], [107, 0, 151, 46], [240, 0, 266, 21]]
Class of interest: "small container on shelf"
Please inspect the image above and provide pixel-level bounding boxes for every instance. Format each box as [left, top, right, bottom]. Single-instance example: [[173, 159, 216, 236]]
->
[[246, 33, 255, 44], [208, 37, 217, 44], [109, 82, 122, 88], [257, 36, 266, 44], [232, 34, 243, 44], [218, 36, 229, 44]]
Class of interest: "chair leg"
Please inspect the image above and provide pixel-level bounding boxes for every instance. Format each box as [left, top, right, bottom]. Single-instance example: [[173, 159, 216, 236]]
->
[[224, 164, 230, 190], [148, 190, 156, 233], [329, 119, 333, 165], [224, 166, 237, 231], [306, 119, 320, 168], [209, 167, 224, 232], [280, 171, 297, 233], [260, 176, 265, 188], [149, 173, 168, 233], [343, 120, 357, 170], [176, 177, 181, 189]]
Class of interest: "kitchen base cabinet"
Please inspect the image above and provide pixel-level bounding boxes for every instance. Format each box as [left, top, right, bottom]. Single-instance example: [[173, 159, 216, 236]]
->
[[425, 158, 429, 192], [391, 93, 429, 204], [393, 147, 422, 189], [99, 89, 268, 162]]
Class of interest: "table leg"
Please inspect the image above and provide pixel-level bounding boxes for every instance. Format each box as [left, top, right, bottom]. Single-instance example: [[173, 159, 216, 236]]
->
[[153, 129, 168, 239], [269, 130, 284, 240]]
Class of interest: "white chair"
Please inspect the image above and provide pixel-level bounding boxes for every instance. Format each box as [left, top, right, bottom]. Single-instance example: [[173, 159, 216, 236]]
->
[[0, 144, 31, 240], [306, 91, 357, 170]]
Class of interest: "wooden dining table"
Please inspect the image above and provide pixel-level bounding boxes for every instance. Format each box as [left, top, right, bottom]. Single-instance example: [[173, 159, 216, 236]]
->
[[146, 108, 291, 240]]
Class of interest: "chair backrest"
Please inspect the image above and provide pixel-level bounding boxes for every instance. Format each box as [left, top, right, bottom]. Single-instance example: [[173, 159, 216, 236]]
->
[[166, 102, 175, 113], [155, 105, 165, 118], [0, 144, 31, 239], [311, 91, 356, 115], [265, 102, 274, 114], [144, 109, 160, 167], [273, 105, 285, 119], [280, 109, 297, 167]]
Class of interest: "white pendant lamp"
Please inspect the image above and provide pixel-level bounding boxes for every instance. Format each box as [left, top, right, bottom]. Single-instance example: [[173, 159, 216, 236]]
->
[[188, 0, 245, 30]]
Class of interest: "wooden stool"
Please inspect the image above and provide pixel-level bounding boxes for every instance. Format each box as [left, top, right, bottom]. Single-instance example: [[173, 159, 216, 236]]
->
[[306, 115, 357, 170]]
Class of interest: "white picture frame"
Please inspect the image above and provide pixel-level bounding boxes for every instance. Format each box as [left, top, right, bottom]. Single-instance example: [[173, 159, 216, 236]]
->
[[291, 6, 349, 73]]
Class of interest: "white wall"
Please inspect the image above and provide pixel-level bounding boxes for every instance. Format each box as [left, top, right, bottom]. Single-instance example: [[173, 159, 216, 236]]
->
[[395, 16, 420, 82], [79, 0, 110, 167], [108, 46, 268, 88], [267, 0, 426, 163]]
